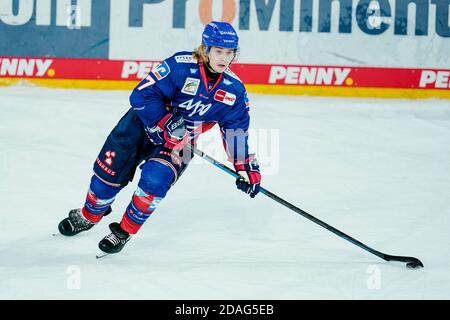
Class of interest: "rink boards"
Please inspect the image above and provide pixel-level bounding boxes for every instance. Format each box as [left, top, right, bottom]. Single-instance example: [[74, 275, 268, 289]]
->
[[0, 56, 449, 99]]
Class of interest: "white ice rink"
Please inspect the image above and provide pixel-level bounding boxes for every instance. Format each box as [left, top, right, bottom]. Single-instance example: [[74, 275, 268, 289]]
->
[[0, 85, 449, 299]]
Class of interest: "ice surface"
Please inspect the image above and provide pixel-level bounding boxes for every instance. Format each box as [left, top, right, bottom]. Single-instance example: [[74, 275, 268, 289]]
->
[[0, 86, 449, 299]]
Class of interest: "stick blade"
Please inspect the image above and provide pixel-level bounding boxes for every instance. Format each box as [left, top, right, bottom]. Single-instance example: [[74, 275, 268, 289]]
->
[[406, 258, 424, 269], [385, 254, 424, 269]]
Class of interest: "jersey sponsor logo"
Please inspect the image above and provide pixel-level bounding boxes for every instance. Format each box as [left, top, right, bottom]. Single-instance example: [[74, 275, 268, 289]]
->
[[175, 55, 197, 63], [419, 70, 450, 88], [223, 78, 232, 85], [181, 77, 200, 96], [214, 90, 236, 106], [269, 66, 351, 85], [151, 61, 170, 80], [0, 58, 53, 77], [190, 68, 198, 74], [178, 99, 212, 117]]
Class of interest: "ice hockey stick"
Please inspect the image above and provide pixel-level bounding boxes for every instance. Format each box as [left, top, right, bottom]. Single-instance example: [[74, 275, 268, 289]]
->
[[191, 146, 424, 269]]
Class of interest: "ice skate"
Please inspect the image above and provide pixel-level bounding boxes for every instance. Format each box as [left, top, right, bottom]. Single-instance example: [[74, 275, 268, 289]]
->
[[98, 222, 131, 254], [58, 207, 111, 236]]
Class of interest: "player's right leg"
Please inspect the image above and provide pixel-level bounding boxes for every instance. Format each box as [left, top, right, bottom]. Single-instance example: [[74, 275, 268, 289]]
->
[[58, 175, 121, 236], [97, 145, 194, 253]]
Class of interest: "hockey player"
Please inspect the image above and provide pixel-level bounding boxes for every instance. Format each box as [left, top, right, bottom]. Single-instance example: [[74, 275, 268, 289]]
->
[[58, 21, 262, 254]]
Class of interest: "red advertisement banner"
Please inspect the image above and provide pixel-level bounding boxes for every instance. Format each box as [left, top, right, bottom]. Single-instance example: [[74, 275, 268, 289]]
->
[[1, 57, 449, 90]]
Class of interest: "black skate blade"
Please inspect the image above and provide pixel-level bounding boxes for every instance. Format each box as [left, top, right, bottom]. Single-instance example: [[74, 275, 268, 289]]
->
[[96, 252, 110, 259]]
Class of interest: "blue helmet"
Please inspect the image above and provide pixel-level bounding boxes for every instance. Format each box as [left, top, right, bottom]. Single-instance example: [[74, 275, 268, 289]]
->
[[202, 21, 239, 50]]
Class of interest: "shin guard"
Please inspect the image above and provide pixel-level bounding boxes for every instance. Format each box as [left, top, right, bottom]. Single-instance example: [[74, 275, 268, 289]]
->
[[120, 187, 163, 234], [82, 176, 122, 223]]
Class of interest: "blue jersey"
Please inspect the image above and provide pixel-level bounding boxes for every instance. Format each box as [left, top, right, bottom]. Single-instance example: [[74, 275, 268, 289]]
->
[[129, 51, 251, 163]]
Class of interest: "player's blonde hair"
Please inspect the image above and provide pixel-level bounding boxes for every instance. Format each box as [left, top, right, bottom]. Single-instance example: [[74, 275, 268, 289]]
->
[[192, 44, 208, 63]]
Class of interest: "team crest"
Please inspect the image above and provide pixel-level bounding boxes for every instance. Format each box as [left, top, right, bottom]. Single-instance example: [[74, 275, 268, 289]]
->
[[181, 77, 200, 96]]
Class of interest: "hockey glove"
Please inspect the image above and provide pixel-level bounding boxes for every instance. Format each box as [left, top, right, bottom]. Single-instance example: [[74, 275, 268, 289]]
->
[[146, 113, 188, 150], [234, 154, 261, 198]]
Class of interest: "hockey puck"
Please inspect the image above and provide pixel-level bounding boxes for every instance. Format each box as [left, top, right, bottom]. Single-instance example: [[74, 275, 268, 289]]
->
[[406, 262, 422, 269]]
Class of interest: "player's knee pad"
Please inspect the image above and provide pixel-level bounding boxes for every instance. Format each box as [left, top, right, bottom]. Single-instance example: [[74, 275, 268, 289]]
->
[[90, 175, 122, 199], [120, 187, 163, 234], [138, 160, 176, 198]]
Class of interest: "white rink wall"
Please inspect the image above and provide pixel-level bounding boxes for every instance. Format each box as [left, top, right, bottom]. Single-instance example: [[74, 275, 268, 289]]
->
[[108, 0, 450, 68]]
